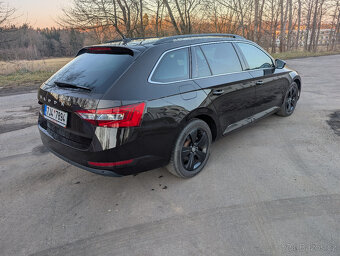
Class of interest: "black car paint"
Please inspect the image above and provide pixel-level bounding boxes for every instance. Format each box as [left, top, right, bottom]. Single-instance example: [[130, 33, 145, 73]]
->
[[38, 36, 301, 176]]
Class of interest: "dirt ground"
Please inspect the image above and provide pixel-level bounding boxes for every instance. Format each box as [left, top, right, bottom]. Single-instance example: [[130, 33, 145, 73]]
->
[[1, 55, 340, 256]]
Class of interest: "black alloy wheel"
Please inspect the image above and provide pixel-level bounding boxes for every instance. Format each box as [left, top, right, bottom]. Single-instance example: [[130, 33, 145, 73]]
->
[[277, 82, 299, 117], [167, 119, 212, 178], [181, 128, 209, 171], [285, 85, 298, 114]]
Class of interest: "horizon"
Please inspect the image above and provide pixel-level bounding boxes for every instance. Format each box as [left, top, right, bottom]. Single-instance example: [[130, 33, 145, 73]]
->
[[4, 0, 70, 28]]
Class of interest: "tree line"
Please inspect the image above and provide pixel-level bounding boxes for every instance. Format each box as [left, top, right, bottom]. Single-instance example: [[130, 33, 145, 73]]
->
[[61, 0, 340, 53], [0, 24, 85, 60], [0, 1, 85, 60]]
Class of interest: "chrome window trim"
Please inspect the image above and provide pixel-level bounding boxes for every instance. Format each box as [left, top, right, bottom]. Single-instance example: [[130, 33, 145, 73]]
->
[[148, 40, 273, 85]]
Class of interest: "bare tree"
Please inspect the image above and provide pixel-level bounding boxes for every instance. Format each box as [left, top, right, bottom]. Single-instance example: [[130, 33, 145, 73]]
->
[[335, 8, 340, 50], [308, 0, 319, 51], [257, 0, 265, 42], [254, 0, 259, 41], [279, 0, 288, 52], [287, 0, 293, 50], [162, 0, 203, 34], [60, 0, 147, 41], [295, 0, 301, 49], [148, 0, 163, 36], [162, 0, 181, 34], [0, 2, 15, 26], [0, 2, 17, 45], [329, 1, 340, 50], [55, 0, 340, 51]]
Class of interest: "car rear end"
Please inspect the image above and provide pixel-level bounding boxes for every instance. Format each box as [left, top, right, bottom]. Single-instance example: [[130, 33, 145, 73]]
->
[[38, 45, 152, 176]]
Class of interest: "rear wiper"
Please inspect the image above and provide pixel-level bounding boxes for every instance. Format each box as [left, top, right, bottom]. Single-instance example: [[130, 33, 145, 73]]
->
[[54, 81, 92, 92]]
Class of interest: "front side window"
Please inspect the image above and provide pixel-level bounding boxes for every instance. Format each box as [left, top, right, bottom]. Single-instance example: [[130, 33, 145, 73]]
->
[[237, 43, 274, 70], [200, 43, 242, 75], [151, 48, 189, 83]]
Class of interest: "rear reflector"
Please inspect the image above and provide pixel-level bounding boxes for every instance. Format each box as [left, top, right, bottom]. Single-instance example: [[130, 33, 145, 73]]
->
[[88, 159, 133, 167], [76, 102, 145, 128]]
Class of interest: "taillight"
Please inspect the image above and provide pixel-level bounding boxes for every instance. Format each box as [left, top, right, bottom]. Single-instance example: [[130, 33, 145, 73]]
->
[[76, 102, 145, 128]]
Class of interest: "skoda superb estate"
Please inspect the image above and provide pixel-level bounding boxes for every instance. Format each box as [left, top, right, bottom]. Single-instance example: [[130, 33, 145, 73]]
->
[[38, 34, 301, 178]]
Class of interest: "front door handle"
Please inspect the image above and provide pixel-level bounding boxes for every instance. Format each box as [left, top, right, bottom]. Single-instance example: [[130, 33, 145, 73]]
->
[[212, 89, 224, 95], [256, 80, 264, 85]]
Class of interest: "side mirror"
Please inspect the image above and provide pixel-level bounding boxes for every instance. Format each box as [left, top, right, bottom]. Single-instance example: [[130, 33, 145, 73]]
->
[[275, 59, 286, 69]]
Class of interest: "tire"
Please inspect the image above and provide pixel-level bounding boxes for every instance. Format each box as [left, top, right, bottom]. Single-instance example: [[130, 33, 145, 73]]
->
[[276, 82, 299, 117], [166, 119, 212, 178]]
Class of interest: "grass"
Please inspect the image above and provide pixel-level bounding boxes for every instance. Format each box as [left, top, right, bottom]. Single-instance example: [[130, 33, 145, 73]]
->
[[0, 57, 72, 88], [272, 50, 340, 60], [0, 57, 72, 75], [0, 70, 56, 87]]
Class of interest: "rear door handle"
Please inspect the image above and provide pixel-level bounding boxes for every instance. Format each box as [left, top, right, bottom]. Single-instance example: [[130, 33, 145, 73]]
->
[[256, 81, 264, 85], [212, 89, 224, 95]]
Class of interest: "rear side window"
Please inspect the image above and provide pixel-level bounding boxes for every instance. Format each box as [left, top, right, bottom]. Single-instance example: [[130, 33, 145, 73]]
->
[[237, 43, 273, 70], [191, 46, 211, 78], [46, 52, 134, 93], [151, 48, 189, 83], [200, 43, 242, 75]]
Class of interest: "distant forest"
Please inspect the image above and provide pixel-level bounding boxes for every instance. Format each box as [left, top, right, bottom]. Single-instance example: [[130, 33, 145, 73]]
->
[[0, 25, 86, 60]]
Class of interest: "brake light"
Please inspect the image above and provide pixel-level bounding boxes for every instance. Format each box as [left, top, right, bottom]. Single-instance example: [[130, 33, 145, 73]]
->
[[87, 47, 112, 53], [76, 102, 145, 128]]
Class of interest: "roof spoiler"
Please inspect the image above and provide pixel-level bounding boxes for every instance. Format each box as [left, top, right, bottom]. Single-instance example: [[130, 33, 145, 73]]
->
[[76, 46, 134, 56]]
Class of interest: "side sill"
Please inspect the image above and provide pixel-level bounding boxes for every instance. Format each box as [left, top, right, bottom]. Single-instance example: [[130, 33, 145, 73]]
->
[[223, 106, 279, 135]]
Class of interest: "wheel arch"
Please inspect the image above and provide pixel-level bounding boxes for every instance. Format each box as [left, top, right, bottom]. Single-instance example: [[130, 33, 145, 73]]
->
[[293, 77, 302, 96], [289, 71, 301, 95], [182, 108, 220, 142]]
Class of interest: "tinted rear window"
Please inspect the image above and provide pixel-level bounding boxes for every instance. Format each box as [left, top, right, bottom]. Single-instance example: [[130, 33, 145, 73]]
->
[[46, 53, 134, 93], [151, 48, 189, 83], [200, 43, 242, 75]]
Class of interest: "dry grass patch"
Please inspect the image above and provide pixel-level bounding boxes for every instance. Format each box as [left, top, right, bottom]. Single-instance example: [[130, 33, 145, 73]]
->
[[0, 57, 72, 87], [0, 57, 72, 75], [0, 71, 55, 87]]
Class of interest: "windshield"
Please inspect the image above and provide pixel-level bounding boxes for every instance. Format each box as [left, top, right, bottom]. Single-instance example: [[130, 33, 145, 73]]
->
[[46, 52, 134, 93]]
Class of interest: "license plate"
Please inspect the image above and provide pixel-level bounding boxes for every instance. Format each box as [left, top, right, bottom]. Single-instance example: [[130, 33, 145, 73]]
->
[[44, 105, 68, 127]]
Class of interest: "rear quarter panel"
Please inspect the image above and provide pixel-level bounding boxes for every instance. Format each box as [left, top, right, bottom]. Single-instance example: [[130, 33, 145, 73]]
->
[[96, 44, 223, 162], [141, 89, 219, 162]]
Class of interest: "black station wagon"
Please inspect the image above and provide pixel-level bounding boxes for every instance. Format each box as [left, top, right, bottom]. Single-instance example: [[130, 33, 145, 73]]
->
[[38, 34, 301, 178]]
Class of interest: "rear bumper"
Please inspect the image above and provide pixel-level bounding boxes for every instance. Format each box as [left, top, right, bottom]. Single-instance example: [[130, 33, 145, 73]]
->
[[38, 123, 169, 176], [48, 148, 122, 177]]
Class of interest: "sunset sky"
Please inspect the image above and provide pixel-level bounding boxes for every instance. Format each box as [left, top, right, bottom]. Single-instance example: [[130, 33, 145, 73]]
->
[[5, 0, 71, 28]]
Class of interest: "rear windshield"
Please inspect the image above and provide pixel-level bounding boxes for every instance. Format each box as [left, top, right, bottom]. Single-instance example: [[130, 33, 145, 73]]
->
[[46, 52, 134, 93]]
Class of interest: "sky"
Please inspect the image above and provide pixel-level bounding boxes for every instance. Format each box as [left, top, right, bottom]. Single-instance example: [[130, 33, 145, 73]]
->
[[4, 0, 71, 28]]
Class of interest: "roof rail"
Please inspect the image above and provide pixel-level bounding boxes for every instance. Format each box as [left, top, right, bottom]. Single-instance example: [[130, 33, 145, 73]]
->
[[154, 33, 244, 44], [105, 36, 158, 44]]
